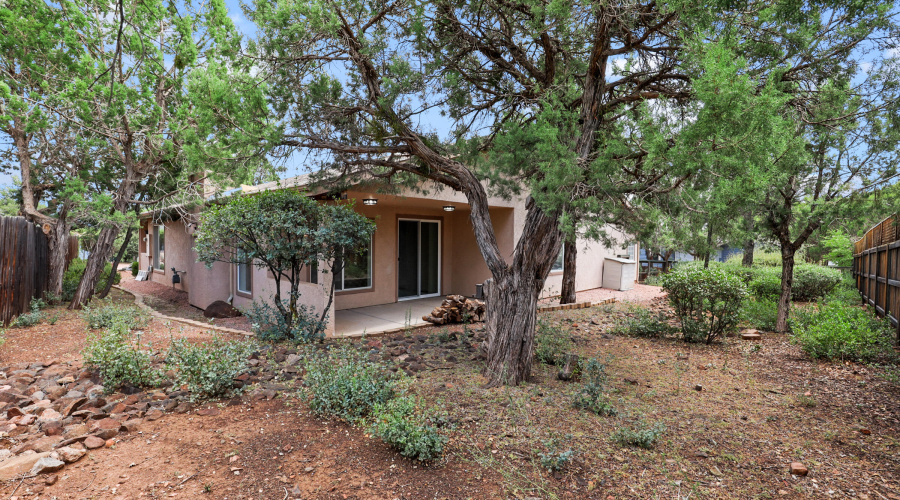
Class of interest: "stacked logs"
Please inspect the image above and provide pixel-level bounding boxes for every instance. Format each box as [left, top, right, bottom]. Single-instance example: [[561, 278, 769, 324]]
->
[[422, 295, 486, 325]]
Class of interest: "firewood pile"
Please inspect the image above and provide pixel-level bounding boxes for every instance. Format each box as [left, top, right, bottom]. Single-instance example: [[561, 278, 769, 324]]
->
[[422, 295, 486, 325]]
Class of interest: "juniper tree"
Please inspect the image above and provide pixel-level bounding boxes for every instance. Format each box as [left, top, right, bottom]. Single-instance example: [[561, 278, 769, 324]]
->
[[227, 0, 817, 386]]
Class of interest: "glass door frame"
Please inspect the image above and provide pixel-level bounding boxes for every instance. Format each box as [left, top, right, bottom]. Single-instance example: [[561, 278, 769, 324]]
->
[[397, 218, 442, 301]]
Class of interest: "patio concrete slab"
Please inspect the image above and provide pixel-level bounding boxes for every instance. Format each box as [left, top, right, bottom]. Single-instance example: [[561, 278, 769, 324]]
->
[[334, 297, 444, 337]]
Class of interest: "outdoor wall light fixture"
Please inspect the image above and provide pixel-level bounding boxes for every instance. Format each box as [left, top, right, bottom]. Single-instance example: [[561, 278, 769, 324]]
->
[[363, 198, 378, 206], [443, 205, 455, 212]]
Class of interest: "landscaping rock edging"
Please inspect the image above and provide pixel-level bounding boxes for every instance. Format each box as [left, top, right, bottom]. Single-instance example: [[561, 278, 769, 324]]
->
[[113, 286, 253, 337]]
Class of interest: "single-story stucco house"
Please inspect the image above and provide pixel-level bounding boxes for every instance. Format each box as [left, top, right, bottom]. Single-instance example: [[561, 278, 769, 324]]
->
[[136, 174, 638, 336]]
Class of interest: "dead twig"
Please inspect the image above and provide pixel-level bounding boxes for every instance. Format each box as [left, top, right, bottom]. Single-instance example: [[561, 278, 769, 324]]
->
[[78, 471, 97, 492], [178, 473, 197, 486]]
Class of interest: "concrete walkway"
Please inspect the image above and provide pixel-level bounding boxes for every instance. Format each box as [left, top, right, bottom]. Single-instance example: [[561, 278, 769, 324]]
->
[[335, 297, 444, 337]]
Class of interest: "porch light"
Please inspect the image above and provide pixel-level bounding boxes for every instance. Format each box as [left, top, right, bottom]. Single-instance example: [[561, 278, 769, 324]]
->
[[443, 205, 455, 212], [363, 198, 378, 206]]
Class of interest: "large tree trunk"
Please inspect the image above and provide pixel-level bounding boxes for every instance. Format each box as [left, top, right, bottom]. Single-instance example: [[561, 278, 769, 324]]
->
[[46, 211, 72, 298], [775, 245, 795, 332], [97, 226, 133, 299], [742, 238, 755, 267], [69, 226, 121, 308], [69, 178, 140, 309], [12, 124, 71, 300], [560, 238, 577, 304], [703, 223, 713, 268], [481, 204, 561, 387]]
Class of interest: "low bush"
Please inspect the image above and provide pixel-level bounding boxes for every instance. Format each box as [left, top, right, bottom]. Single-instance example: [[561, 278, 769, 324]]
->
[[740, 298, 779, 332], [539, 445, 576, 472], [792, 265, 842, 301], [661, 267, 747, 343], [131, 261, 139, 277], [747, 267, 782, 299], [12, 298, 47, 328], [166, 337, 255, 399], [614, 309, 675, 338], [62, 259, 121, 301], [824, 275, 861, 305], [534, 318, 573, 365], [81, 303, 149, 330], [82, 320, 162, 392], [791, 302, 896, 363], [612, 420, 666, 449], [572, 358, 617, 416], [244, 299, 327, 343], [370, 395, 447, 461], [305, 346, 396, 422]]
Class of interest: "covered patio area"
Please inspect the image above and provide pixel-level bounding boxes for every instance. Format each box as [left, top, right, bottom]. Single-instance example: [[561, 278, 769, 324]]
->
[[334, 296, 444, 337]]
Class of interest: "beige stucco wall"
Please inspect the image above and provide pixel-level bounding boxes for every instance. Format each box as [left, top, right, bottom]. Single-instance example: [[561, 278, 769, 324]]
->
[[135, 179, 638, 336], [332, 191, 518, 310]]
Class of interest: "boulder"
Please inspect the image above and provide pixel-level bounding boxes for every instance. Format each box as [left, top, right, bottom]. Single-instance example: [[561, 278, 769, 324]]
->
[[0, 452, 52, 480], [83, 435, 105, 449], [55, 446, 86, 464], [29, 456, 65, 475], [203, 301, 242, 319]]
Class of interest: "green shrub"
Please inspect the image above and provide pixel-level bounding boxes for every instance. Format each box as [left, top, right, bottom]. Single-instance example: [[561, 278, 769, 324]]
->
[[824, 275, 861, 306], [539, 447, 575, 472], [305, 346, 396, 422], [244, 299, 326, 343], [725, 251, 781, 267], [81, 303, 149, 330], [131, 261, 139, 277], [572, 358, 617, 416], [534, 318, 573, 366], [740, 298, 779, 331], [612, 420, 666, 449], [82, 320, 162, 392], [747, 267, 782, 299], [791, 302, 896, 363], [166, 337, 255, 399], [12, 298, 47, 328], [62, 259, 121, 301], [614, 309, 675, 338], [791, 265, 842, 302], [0, 328, 7, 349], [661, 267, 748, 343], [370, 395, 447, 461]]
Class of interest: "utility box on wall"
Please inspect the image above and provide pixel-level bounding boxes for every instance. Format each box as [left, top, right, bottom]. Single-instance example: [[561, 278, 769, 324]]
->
[[603, 257, 636, 291]]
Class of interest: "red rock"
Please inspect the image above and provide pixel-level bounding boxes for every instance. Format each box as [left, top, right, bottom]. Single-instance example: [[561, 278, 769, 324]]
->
[[42, 420, 64, 436], [122, 419, 142, 433], [197, 408, 220, 417], [6, 407, 24, 417], [90, 418, 121, 432], [145, 409, 164, 421], [789, 462, 808, 476], [83, 436, 105, 449]]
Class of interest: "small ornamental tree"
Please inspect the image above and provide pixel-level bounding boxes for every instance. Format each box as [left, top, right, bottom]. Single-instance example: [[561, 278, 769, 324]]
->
[[194, 189, 375, 332]]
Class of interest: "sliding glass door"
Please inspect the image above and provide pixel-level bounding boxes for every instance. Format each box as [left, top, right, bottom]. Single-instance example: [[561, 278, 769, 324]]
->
[[398, 219, 441, 299]]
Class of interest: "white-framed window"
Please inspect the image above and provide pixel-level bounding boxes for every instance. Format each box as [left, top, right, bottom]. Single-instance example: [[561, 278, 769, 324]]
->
[[236, 251, 252, 295], [153, 225, 165, 270], [335, 236, 372, 291], [551, 248, 564, 272]]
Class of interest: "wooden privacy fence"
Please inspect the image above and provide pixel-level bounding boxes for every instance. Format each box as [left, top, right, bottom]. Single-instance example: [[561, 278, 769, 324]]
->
[[852, 215, 900, 340], [0, 216, 50, 325]]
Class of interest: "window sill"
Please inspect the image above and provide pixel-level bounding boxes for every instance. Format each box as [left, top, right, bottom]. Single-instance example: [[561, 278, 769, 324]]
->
[[335, 286, 373, 296]]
